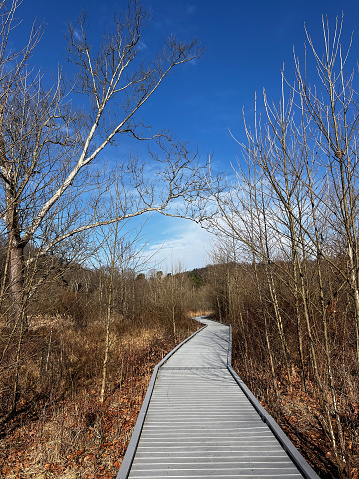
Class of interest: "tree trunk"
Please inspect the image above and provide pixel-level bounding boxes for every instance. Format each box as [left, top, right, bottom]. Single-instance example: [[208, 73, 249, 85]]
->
[[8, 242, 25, 321]]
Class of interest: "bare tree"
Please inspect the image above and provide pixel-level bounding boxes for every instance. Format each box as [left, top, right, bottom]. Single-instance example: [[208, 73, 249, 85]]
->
[[0, 0, 205, 326], [205, 15, 359, 477]]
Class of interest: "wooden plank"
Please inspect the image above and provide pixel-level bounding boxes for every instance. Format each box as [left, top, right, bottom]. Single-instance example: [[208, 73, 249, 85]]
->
[[117, 318, 319, 479]]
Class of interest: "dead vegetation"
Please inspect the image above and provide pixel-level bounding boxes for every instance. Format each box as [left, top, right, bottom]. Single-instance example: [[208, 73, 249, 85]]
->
[[0, 313, 200, 478], [206, 259, 359, 478]]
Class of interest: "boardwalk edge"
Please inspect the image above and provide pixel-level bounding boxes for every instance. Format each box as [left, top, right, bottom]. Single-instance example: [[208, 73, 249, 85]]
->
[[227, 325, 320, 479]]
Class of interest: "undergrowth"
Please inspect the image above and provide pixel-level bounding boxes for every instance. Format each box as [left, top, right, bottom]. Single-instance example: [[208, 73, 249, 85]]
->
[[0, 314, 200, 478]]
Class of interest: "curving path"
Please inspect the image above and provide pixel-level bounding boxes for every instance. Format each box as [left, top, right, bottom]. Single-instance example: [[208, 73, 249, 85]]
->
[[117, 317, 319, 479]]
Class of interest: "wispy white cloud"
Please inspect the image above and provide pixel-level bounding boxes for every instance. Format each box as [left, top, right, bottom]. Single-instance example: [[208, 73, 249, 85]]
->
[[188, 58, 198, 66], [142, 219, 215, 273], [72, 29, 82, 41], [186, 4, 197, 15], [137, 40, 148, 51]]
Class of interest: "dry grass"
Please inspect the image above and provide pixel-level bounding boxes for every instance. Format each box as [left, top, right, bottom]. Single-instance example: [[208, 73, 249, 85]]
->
[[0, 314, 200, 478], [231, 339, 359, 478], [186, 309, 213, 318]]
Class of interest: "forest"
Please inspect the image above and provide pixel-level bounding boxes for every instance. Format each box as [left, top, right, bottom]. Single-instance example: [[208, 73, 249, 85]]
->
[[0, 0, 359, 477]]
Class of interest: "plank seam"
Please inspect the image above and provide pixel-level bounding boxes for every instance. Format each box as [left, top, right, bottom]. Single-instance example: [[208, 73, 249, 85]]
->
[[161, 366, 227, 370]]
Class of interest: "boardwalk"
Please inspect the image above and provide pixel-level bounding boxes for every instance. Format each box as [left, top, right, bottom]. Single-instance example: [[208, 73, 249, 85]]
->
[[117, 318, 319, 479]]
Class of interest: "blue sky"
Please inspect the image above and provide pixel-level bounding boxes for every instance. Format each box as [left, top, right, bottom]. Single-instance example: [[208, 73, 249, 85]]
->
[[15, 0, 359, 272]]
